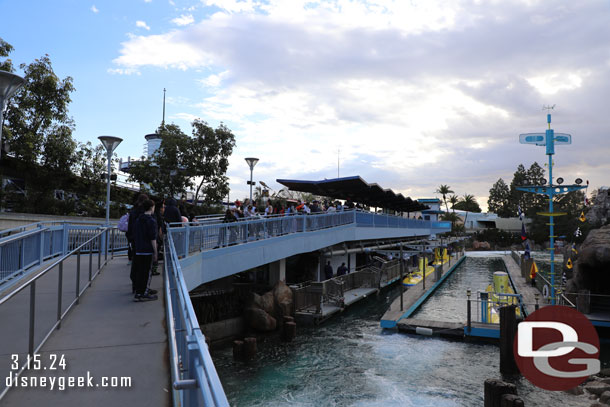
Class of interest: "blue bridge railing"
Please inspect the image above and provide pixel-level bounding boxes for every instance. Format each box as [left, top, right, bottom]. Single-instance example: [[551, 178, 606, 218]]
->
[[169, 209, 451, 258], [0, 222, 129, 287], [165, 227, 229, 407]]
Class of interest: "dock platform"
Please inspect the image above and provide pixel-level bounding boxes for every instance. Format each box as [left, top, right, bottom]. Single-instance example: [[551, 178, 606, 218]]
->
[[501, 254, 547, 316], [295, 287, 379, 324], [380, 254, 465, 328]]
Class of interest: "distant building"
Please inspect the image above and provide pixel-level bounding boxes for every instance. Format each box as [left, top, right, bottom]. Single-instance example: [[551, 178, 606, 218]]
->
[[452, 210, 531, 232], [416, 198, 443, 221]]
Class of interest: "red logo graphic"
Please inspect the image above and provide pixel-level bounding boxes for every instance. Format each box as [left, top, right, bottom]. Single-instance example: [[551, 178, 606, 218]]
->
[[514, 306, 600, 391]]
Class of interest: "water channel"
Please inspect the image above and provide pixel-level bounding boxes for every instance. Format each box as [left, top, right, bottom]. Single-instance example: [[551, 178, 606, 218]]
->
[[213, 253, 596, 406]]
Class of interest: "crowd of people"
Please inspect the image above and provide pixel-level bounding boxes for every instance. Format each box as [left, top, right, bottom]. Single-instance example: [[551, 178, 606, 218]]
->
[[222, 198, 361, 222], [124, 194, 201, 302]]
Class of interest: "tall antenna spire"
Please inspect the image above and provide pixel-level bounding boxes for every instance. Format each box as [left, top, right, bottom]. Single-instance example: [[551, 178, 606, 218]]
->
[[162, 88, 166, 126]]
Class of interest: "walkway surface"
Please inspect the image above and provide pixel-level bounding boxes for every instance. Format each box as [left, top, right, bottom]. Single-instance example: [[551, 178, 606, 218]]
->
[[1, 255, 170, 407], [381, 253, 464, 327], [501, 254, 547, 316]]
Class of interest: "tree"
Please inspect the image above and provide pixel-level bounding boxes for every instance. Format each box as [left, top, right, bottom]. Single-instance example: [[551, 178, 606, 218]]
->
[[508, 164, 528, 217], [436, 184, 454, 213], [188, 120, 235, 205], [0, 38, 14, 71], [449, 195, 459, 213], [488, 178, 511, 217], [455, 194, 480, 231], [3, 55, 75, 165], [128, 124, 192, 197]]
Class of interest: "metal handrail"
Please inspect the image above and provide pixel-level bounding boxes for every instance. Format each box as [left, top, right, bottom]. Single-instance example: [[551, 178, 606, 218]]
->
[[165, 227, 229, 407], [0, 226, 113, 401]]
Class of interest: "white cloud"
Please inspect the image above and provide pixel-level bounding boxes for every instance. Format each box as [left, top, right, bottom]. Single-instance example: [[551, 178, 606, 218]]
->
[[136, 20, 151, 30], [107, 67, 141, 75], [112, 0, 610, 205], [91, 5, 99, 13], [172, 14, 195, 26], [199, 70, 230, 87]]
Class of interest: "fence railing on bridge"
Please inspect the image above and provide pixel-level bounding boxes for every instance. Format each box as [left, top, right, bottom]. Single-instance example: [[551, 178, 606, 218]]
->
[[164, 226, 229, 407], [0, 226, 115, 401], [169, 209, 451, 258], [0, 221, 128, 287]]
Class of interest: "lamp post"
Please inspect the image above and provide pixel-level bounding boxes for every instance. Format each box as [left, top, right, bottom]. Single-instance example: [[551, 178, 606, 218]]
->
[[98, 136, 123, 225], [245, 157, 259, 202], [516, 112, 586, 305], [0, 71, 25, 159]]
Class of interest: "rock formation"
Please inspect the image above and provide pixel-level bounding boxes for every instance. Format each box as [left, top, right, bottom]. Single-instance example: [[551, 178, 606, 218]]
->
[[244, 281, 293, 332], [587, 187, 610, 226], [565, 224, 610, 299]]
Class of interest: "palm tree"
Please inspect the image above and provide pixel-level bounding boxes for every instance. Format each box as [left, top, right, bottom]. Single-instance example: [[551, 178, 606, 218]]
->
[[449, 195, 459, 214], [436, 185, 454, 213], [460, 194, 477, 232]]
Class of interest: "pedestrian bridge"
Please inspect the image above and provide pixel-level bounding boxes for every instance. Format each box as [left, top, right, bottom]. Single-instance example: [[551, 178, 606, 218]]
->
[[0, 211, 450, 406], [170, 210, 450, 290]]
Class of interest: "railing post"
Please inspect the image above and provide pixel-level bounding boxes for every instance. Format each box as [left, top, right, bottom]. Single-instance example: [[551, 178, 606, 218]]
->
[[39, 229, 44, 266], [63, 223, 69, 255], [20, 238, 25, 272], [111, 228, 115, 259], [29, 281, 36, 356], [467, 290, 472, 335], [57, 262, 63, 329], [104, 228, 109, 262], [97, 234, 102, 271], [303, 215, 307, 232], [89, 240, 93, 286], [76, 249, 81, 304], [184, 223, 190, 256]]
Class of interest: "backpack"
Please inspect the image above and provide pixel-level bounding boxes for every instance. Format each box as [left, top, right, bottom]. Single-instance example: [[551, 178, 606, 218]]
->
[[118, 213, 129, 232]]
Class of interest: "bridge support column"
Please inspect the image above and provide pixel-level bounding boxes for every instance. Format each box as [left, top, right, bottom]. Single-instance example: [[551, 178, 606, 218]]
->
[[269, 258, 286, 286]]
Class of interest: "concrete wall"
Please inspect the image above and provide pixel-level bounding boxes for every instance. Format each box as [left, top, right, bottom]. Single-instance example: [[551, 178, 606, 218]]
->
[[201, 317, 246, 346]]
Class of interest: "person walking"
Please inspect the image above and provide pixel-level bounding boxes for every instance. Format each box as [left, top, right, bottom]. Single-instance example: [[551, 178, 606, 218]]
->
[[127, 193, 148, 291], [324, 261, 333, 280], [133, 199, 158, 301]]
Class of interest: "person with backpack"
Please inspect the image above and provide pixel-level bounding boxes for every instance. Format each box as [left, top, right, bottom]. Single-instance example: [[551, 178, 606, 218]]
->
[[133, 199, 158, 302], [127, 194, 148, 291]]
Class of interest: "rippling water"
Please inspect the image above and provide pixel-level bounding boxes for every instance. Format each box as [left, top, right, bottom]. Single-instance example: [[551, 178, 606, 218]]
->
[[213, 255, 593, 406]]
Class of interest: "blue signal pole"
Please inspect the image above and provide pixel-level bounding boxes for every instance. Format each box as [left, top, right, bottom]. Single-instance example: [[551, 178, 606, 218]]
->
[[516, 113, 586, 305]]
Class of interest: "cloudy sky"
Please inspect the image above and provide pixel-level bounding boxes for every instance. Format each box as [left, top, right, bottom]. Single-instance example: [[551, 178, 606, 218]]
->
[[3, 0, 609, 210]]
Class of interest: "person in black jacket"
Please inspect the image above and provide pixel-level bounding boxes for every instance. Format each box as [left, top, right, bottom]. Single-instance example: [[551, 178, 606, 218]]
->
[[127, 194, 148, 291], [133, 199, 158, 301], [164, 198, 182, 226]]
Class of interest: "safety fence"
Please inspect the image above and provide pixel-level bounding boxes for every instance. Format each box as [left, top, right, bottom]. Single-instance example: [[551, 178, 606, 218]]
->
[[293, 268, 382, 314], [169, 210, 451, 258], [0, 227, 115, 400], [164, 225, 229, 407], [0, 222, 128, 287]]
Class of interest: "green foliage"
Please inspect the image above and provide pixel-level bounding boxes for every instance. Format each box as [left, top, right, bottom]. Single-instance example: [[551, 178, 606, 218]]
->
[[128, 121, 236, 205], [488, 178, 511, 217], [454, 194, 481, 212], [435, 184, 453, 213], [4, 55, 75, 165], [127, 124, 192, 197], [474, 229, 522, 248], [189, 120, 236, 205], [0, 37, 14, 71]]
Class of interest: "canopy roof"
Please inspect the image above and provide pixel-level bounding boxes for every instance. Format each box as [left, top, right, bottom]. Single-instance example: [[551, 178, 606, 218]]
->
[[276, 176, 428, 212]]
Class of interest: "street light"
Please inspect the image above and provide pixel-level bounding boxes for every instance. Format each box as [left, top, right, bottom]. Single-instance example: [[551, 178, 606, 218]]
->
[[98, 136, 123, 225], [0, 71, 25, 159], [245, 157, 259, 202]]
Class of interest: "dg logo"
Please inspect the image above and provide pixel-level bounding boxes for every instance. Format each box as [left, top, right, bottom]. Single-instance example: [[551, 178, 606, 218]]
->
[[514, 305, 600, 391]]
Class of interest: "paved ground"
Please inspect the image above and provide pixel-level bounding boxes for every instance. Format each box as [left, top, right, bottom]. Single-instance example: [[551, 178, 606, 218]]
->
[[381, 253, 464, 325], [1, 255, 170, 407], [501, 254, 547, 316]]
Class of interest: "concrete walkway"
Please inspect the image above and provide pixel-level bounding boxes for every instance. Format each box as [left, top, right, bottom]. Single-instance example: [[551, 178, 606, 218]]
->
[[501, 254, 547, 316], [1, 256, 170, 407]]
